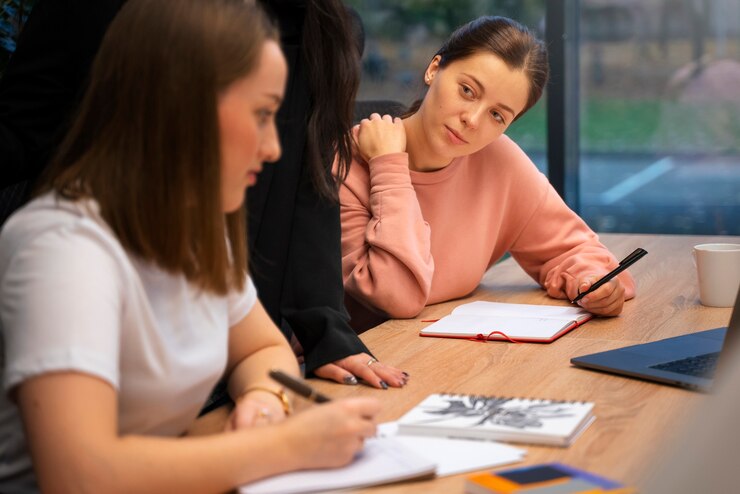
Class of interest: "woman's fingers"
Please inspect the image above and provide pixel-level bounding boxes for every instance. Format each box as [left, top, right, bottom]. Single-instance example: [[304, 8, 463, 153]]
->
[[579, 278, 625, 316], [314, 354, 409, 389], [314, 363, 359, 385]]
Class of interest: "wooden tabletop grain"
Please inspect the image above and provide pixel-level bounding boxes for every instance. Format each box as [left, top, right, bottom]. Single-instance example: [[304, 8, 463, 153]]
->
[[307, 233, 739, 493]]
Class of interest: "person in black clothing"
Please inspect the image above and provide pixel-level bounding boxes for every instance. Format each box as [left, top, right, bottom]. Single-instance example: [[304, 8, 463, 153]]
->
[[248, 0, 405, 389], [0, 0, 120, 223], [0, 0, 407, 389]]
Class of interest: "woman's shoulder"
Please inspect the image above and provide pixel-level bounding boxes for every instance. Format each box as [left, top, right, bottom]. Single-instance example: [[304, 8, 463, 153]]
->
[[465, 136, 550, 197], [2, 192, 105, 236], [0, 192, 128, 274], [338, 153, 371, 198], [344, 153, 371, 178], [472, 135, 534, 165]]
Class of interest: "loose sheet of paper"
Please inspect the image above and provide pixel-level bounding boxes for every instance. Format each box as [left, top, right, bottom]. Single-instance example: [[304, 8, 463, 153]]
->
[[239, 436, 436, 494], [378, 421, 525, 476], [239, 422, 525, 494]]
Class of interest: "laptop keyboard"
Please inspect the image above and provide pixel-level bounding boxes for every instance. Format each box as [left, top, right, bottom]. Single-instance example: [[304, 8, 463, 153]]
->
[[650, 352, 720, 378]]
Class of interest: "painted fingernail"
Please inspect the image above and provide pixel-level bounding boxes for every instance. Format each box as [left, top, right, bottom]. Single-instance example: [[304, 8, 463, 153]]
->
[[402, 371, 410, 378], [379, 381, 389, 390], [343, 375, 358, 385]]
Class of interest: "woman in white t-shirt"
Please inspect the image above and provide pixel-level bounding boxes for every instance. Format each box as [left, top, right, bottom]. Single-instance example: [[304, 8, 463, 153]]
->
[[0, 0, 379, 492]]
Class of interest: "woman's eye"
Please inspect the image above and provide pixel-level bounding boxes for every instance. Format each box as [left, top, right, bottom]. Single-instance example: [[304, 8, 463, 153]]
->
[[460, 85, 474, 98], [491, 111, 505, 125], [256, 109, 273, 126]]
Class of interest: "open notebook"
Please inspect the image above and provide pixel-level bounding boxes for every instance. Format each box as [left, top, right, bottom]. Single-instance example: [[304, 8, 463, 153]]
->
[[239, 422, 526, 494], [239, 437, 435, 494], [420, 301, 592, 343]]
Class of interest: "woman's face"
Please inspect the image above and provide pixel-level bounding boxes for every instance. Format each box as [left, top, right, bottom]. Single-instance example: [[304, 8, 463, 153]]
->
[[218, 40, 287, 213], [418, 51, 530, 162]]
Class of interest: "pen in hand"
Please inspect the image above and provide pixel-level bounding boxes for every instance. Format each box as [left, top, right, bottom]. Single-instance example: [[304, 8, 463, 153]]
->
[[571, 247, 648, 304], [269, 369, 331, 403]]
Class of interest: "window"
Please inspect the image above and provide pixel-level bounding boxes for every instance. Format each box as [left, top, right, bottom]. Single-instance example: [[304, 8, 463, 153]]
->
[[349, 0, 740, 235], [578, 0, 740, 234]]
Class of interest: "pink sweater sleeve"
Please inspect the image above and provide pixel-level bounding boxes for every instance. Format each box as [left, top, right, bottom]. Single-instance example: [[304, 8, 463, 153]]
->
[[339, 153, 434, 318], [508, 171, 636, 301]]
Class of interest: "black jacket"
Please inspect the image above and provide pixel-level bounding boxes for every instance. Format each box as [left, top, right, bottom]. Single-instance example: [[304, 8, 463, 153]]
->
[[250, 0, 369, 372]]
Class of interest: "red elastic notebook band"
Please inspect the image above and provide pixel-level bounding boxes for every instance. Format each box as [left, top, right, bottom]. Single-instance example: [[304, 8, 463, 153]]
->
[[469, 331, 524, 344]]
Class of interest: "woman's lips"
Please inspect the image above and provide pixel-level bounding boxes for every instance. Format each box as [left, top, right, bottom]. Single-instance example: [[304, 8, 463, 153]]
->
[[444, 125, 468, 144]]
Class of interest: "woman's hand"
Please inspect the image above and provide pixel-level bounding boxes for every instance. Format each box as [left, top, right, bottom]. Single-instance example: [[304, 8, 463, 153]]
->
[[314, 353, 409, 389], [283, 397, 380, 469], [353, 113, 406, 162], [224, 389, 288, 431], [575, 276, 626, 316]]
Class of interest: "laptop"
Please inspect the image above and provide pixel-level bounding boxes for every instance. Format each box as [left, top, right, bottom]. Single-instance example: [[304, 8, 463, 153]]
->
[[571, 287, 740, 392]]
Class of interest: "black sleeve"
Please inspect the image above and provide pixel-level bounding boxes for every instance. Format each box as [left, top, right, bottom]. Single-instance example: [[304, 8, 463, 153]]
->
[[248, 1, 370, 375], [0, 0, 124, 189], [281, 164, 370, 374]]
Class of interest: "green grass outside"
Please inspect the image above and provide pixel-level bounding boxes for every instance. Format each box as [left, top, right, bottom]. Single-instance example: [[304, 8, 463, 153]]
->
[[507, 98, 740, 155]]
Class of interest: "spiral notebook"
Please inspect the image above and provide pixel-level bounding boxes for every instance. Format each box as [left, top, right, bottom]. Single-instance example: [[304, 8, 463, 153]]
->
[[397, 393, 595, 447], [419, 301, 592, 343]]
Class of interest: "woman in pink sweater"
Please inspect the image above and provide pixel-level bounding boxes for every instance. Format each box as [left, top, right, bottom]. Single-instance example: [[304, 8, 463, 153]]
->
[[340, 16, 635, 331]]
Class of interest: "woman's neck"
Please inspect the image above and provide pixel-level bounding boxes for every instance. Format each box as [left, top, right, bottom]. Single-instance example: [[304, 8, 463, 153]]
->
[[403, 114, 452, 172]]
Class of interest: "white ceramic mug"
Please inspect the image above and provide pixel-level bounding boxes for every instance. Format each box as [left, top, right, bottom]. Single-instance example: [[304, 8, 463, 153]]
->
[[693, 243, 740, 308]]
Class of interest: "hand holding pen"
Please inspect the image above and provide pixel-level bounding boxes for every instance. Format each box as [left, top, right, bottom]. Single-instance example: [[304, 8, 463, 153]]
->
[[268, 370, 381, 468], [269, 370, 332, 403], [572, 248, 647, 316]]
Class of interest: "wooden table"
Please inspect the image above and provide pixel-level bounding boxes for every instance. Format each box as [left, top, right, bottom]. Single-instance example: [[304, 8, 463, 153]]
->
[[310, 233, 739, 493]]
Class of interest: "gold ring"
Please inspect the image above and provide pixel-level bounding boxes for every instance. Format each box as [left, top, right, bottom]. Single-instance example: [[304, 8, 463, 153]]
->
[[367, 358, 378, 367]]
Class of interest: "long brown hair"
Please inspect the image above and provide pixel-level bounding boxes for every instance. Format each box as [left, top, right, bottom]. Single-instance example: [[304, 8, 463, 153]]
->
[[38, 0, 278, 295], [406, 16, 549, 121], [302, 0, 361, 199]]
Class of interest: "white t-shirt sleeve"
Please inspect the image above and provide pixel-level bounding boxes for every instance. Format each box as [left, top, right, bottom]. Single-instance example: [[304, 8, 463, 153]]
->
[[226, 275, 258, 327], [1, 225, 123, 393]]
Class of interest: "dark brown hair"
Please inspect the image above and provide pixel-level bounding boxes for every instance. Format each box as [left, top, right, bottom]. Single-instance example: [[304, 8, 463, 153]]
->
[[302, 0, 361, 199], [39, 0, 278, 295], [407, 16, 549, 121]]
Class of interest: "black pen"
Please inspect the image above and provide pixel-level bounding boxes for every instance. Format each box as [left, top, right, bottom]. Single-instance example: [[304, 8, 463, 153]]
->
[[571, 248, 648, 304], [269, 369, 331, 403]]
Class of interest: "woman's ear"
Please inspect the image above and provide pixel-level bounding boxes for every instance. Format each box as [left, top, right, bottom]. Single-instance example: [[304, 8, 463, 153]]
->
[[424, 55, 441, 85]]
